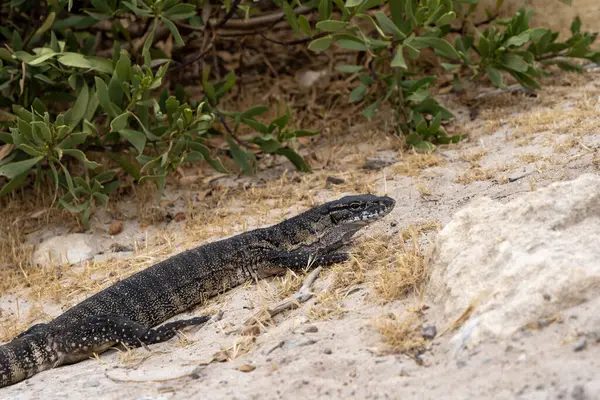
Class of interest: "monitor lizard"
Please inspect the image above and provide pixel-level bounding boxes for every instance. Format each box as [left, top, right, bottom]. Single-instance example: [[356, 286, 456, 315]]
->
[[0, 193, 395, 387]]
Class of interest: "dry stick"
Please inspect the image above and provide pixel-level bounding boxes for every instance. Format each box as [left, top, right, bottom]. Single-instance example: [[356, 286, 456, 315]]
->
[[243, 266, 323, 327]]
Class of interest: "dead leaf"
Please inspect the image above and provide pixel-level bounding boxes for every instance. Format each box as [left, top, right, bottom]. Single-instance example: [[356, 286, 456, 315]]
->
[[20, 62, 26, 95], [0, 144, 14, 161]]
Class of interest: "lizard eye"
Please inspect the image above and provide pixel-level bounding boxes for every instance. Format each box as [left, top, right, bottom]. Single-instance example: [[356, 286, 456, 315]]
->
[[350, 203, 361, 210]]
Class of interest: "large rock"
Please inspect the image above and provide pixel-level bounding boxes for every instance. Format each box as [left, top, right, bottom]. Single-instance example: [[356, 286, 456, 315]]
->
[[427, 173, 600, 348], [33, 233, 100, 265]]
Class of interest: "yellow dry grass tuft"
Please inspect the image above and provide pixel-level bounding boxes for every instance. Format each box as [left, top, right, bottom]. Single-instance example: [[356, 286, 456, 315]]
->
[[372, 312, 426, 354], [213, 335, 256, 362], [459, 150, 488, 167], [392, 151, 443, 177], [307, 289, 346, 321], [373, 229, 428, 303], [455, 167, 495, 184]]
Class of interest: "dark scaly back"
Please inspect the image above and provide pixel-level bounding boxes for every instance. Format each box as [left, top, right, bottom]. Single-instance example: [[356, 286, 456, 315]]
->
[[49, 228, 271, 331]]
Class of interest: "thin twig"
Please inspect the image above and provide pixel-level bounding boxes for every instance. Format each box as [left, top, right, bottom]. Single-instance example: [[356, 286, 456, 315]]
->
[[214, 0, 243, 29], [259, 31, 327, 46], [243, 266, 323, 327]]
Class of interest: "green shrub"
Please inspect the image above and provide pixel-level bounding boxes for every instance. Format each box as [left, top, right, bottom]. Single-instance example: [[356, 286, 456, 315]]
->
[[0, 0, 598, 227]]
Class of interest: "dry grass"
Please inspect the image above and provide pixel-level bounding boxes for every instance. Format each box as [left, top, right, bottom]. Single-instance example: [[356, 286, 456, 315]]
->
[[307, 289, 346, 321], [213, 336, 256, 362], [460, 150, 488, 167], [392, 152, 443, 177], [0, 303, 51, 342], [373, 229, 428, 303], [372, 312, 426, 355], [455, 167, 495, 184]]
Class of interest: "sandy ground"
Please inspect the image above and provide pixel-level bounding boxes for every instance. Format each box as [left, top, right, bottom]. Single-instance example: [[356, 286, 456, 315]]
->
[[2, 54, 600, 400]]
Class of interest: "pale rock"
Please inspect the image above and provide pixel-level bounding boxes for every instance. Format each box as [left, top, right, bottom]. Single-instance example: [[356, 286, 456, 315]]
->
[[427, 173, 600, 349], [33, 233, 99, 265]]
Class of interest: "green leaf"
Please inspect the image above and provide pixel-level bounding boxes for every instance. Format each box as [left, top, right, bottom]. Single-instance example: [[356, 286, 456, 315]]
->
[[64, 82, 89, 130], [294, 130, 320, 137], [203, 82, 217, 104], [94, 77, 119, 117], [505, 32, 530, 48], [162, 3, 197, 20], [0, 156, 43, 178], [374, 11, 406, 39], [349, 84, 367, 103], [336, 38, 368, 51], [308, 36, 333, 52], [570, 16, 581, 34], [508, 70, 541, 90], [142, 28, 155, 67], [57, 52, 94, 69], [27, 50, 59, 66], [345, 0, 363, 7], [120, 129, 146, 154], [160, 16, 185, 46], [283, 1, 301, 35], [187, 141, 228, 173], [241, 106, 269, 118], [316, 20, 348, 32], [275, 147, 312, 172], [336, 65, 364, 73], [63, 149, 99, 169], [486, 66, 505, 88], [412, 37, 460, 59], [361, 102, 378, 120], [226, 136, 253, 175], [114, 51, 132, 82], [318, 0, 333, 21], [59, 133, 88, 149], [436, 11, 456, 26], [0, 172, 28, 196], [34, 12, 56, 37], [500, 54, 528, 72], [391, 45, 407, 69], [110, 111, 131, 132], [477, 36, 491, 58], [298, 15, 312, 36]]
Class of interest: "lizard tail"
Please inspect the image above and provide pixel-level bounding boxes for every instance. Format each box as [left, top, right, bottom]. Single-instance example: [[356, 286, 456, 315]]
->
[[0, 333, 58, 388]]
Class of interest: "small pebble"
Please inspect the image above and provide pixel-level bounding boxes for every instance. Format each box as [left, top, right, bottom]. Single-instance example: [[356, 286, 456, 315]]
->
[[237, 364, 256, 372], [109, 221, 123, 235], [573, 337, 587, 352], [324, 348, 332, 355], [304, 325, 318, 333], [325, 176, 345, 186], [422, 325, 437, 340]]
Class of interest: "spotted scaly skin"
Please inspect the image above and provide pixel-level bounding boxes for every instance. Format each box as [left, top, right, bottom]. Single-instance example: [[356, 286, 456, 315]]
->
[[0, 194, 395, 388]]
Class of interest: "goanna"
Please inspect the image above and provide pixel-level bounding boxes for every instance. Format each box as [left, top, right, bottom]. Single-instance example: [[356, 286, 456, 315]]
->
[[0, 194, 395, 388]]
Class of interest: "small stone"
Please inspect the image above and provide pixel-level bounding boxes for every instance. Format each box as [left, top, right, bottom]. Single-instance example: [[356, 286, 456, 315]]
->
[[422, 325, 437, 340], [110, 243, 132, 253], [109, 221, 123, 236], [324, 177, 345, 189], [573, 337, 587, 352], [242, 325, 260, 336], [363, 157, 397, 170], [174, 212, 186, 222], [304, 325, 318, 333], [237, 364, 256, 372], [324, 348, 332, 355]]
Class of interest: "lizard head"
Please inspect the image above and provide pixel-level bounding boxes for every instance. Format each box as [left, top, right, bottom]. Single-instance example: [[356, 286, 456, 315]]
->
[[279, 194, 396, 253]]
